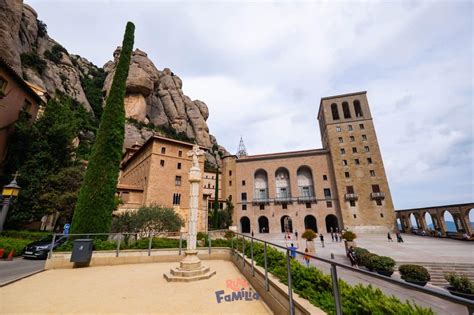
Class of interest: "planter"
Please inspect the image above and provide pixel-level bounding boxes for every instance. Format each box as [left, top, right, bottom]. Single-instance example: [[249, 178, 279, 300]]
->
[[404, 279, 428, 287], [447, 287, 474, 300], [344, 240, 357, 252], [305, 240, 315, 254], [376, 270, 394, 277]]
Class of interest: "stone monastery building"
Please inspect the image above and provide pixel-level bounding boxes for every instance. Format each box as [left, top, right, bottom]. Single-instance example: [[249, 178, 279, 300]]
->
[[117, 91, 396, 234]]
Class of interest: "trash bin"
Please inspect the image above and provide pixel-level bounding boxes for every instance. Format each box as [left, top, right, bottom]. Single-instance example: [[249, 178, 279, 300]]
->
[[70, 239, 93, 263]]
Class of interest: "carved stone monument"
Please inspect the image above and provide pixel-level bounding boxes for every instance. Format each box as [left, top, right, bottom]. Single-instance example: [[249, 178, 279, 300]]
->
[[164, 145, 216, 282]]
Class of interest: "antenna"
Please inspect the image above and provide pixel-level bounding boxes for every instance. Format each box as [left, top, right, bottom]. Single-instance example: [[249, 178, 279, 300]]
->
[[236, 136, 248, 158]]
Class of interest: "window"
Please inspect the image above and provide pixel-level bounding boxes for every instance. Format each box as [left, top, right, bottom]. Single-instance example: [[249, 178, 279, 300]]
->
[[350, 200, 356, 207], [352, 147, 357, 153], [161, 147, 166, 154], [354, 100, 363, 117], [336, 126, 341, 132], [306, 203, 311, 209], [331, 103, 340, 120], [355, 159, 360, 165], [242, 204, 247, 210], [346, 186, 354, 194], [362, 135, 367, 141], [345, 172, 350, 178], [353, 214, 357, 219], [338, 137, 343, 143], [282, 204, 287, 209], [229, 180, 232, 186], [178, 150, 182, 157], [340, 148, 345, 154], [364, 146, 370, 152], [326, 201, 332, 208], [372, 184, 380, 193], [323, 175, 328, 180], [241, 192, 247, 201], [260, 204, 265, 210], [242, 180, 246, 186], [0, 76, 7, 92], [172, 193, 181, 205], [175, 176, 182, 186], [160, 160, 165, 167], [220, 202, 224, 210], [376, 200, 382, 206], [370, 170, 375, 177], [342, 160, 347, 166], [348, 125, 353, 131], [380, 213, 384, 217], [359, 123, 365, 130], [350, 136, 355, 142], [324, 188, 332, 199], [367, 157, 372, 164], [229, 170, 232, 176], [342, 101, 351, 119], [177, 163, 181, 169]]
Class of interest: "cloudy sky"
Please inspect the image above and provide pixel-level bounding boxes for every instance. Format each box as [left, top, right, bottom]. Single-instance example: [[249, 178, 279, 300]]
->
[[27, 0, 473, 211]]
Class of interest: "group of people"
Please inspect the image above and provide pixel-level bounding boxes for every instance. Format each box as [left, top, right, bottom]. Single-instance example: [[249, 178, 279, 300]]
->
[[387, 231, 404, 242], [329, 227, 343, 242]]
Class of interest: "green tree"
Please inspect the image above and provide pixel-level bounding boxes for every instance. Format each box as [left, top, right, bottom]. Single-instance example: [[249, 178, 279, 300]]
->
[[209, 144, 224, 229], [71, 22, 135, 234], [218, 197, 233, 229]]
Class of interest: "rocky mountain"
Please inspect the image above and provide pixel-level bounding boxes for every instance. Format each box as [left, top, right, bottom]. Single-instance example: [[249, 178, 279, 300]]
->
[[0, 0, 226, 159]]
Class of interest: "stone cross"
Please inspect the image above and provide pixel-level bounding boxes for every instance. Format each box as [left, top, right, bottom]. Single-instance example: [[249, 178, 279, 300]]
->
[[187, 145, 204, 169]]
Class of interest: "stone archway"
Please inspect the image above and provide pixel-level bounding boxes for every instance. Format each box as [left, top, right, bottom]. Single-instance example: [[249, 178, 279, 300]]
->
[[325, 214, 338, 232], [258, 216, 269, 233], [281, 215, 293, 233], [304, 215, 318, 233], [443, 211, 457, 232], [240, 216, 251, 233]]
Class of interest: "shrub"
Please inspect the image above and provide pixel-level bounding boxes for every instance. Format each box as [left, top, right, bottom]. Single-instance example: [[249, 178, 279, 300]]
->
[[71, 21, 135, 234], [399, 265, 431, 282], [1, 230, 49, 241], [0, 237, 31, 258], [302, 229, 317, 241], [37, 19, 47, 37], [197, 232, 208, 241], [360, 252, 378, 270], [342, 230, 357, 241], [20, 51, 47, 74], [44, 44, 68, 63], [353, 247, 369, 259], [224, 230, 234, 239], [445, 272, 474, 294], [371, 256, 396, 272]]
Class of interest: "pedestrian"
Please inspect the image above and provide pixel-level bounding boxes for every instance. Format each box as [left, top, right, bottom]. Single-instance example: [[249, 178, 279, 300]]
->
[[347, 246, 358, 268], [251, 230, 254, 237], [387, 232, 393, 242], [303, 248, 310, 267], [288, 243, 298, 259], [334, 233, 338, 242], [339, 233, 342, 242], [319, 233, 325, 248], [295, 230, 298, 240]]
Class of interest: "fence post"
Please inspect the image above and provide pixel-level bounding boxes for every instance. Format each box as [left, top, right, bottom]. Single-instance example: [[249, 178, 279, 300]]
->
[[286, 249, 295, 315], [208, 235, 211, 254], [242, 236, 246, 267], [250, 236, 255, 276], [148, 232, 152, 256], [48, 233, 56, 259], [116, 234, 121, 257], [179, 232, 183, 256], [264, 241, 269, 291], [330, 264, 343, 315]]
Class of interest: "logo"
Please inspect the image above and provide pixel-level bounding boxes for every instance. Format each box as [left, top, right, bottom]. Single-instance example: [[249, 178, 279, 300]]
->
[[214, 278, 260, 304]]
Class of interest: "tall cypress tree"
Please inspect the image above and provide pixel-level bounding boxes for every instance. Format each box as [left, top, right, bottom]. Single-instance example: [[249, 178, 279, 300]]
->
[[71, 22, 135, 233]]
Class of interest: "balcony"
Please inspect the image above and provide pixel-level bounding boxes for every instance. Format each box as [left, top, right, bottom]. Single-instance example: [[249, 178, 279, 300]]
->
[[253, 189, 270, 205], [344, 193, 358, 201], [297, 195, 317, 204], [370, 192, 385, 200], [274, 193, 292, 204]]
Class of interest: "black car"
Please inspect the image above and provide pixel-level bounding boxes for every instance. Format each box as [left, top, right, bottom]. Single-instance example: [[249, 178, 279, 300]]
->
[[22, 235, 68, 259]]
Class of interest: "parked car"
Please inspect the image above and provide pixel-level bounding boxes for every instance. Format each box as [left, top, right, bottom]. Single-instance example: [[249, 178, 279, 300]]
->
[[22, 235, 68, 259]]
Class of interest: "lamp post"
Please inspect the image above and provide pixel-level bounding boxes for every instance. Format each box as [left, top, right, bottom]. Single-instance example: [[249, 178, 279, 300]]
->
[[0, 173, 21, 232]]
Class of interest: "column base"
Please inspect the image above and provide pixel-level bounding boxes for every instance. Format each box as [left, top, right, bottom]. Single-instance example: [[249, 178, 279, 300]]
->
[[163, 250, 216, 282]]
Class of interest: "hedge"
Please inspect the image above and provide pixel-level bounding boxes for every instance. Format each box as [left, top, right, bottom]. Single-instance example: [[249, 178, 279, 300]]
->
[[0, 237, 31, 258], [1, 230, 49, 241]]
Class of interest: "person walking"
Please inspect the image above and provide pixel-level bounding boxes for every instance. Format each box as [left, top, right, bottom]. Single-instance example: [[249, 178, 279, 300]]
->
[[330, 227, 335, 242], [387, 232, 393, 242], [303, 248, 310, 267], [295, 230, 298, 240], [288, 243, 298, 259], [319, 233, 325, 248], [347, 246, 358, 268]]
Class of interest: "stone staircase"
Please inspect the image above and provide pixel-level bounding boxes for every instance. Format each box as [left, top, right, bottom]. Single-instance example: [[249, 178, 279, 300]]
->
[[399, 262, 474, 287]]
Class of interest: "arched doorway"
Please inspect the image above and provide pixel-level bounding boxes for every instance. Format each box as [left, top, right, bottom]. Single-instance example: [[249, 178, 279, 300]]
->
[[258, 216, 269, 233], [281, 215, 293, 233], [240, 216, 250, 233], [424, 212, 433, 231], [409, 213, 419, 230], [443, 211, 457, 232], [325, 215, 338, 232], [304, 215, 318, 232]]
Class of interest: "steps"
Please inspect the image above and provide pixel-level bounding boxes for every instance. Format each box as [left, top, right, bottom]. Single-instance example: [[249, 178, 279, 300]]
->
[[398, 262, 474, 287]]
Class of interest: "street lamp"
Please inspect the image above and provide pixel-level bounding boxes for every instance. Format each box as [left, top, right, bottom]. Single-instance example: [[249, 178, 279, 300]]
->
[[0, 173, 21, 232]]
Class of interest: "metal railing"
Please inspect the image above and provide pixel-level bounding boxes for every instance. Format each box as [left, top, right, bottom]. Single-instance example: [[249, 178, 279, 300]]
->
[[231, 232, 474, 315]]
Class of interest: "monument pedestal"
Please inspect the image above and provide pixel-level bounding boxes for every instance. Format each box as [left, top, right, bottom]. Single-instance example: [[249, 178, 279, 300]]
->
[[164, 250, 216, 282]]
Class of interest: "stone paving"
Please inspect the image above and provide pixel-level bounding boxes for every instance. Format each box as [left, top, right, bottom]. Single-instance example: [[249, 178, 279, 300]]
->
[[0, 260, 272, 315]]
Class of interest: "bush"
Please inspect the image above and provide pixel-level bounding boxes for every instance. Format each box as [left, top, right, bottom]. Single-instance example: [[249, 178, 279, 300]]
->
[[37, 19, 47, 37], [371, 256, 396, 272], [302, 229, 317, 241], [224, 231, 234, 239], [342, 230, 357, 241], [360, 252, 378, 270], [399, 265, 431, 282], [445, 272, 474, 294], [20, 51, 47, 74], [0, 237, 31, 258], [1, 230, 49, 241], [353, 247, 369, 260], [44, 44, 68, 64]]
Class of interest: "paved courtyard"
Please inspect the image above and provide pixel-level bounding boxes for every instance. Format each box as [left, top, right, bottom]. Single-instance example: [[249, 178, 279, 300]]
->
[[0, 260, 272, 315]]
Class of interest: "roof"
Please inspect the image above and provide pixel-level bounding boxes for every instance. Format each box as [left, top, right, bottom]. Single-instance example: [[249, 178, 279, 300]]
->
[[317, 91, 367, 120], [236, 148, 329, 162], [0, 56, 44, 104]]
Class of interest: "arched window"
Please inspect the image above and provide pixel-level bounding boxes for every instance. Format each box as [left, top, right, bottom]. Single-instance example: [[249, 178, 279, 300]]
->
[[342, 101, 351, 119], [331, 103, 340, 120], [297, 166, 315, 201], [254, 169, 268, 200], [354, 100, 363, 117], [275, 167, 291, 201]]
